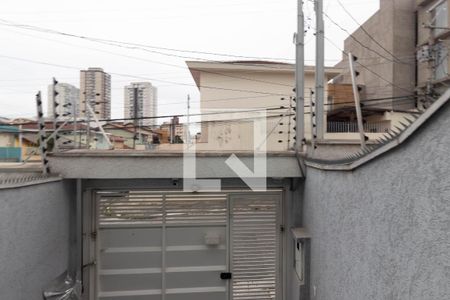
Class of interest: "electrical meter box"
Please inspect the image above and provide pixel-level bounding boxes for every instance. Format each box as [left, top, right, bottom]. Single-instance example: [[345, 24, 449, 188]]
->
[[291, 228, 310, 285], [417, 45, 432, 63]]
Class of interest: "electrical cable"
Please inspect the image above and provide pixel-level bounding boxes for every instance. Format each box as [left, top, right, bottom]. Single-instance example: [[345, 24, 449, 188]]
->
[[7, 94, 418, 126], [323, 36, 415, 95], [0, 21, 304, 89], [0, 18, 292, 60], [335, 0, 409, 64], [0, 18, 296, 69], [319, 9, 413, 66], [0, 53, 292, 97]]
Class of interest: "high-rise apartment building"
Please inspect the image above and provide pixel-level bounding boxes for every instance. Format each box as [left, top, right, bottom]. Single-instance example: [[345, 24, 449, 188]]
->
[[124, 82, 158, 127], [80, 68, 111, 120], [47, 83, 80, 119]]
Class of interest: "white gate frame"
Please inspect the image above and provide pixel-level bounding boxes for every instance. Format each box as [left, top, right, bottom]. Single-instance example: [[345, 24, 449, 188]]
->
[[82, 189, 285, 300]]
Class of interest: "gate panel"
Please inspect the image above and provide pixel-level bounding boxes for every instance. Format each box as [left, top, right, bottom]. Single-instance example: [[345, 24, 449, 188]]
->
[[97, 227, 163, 299], [164, 193, 228, 300], [95, 191, 282, 300], [96, 192, 228, 300], [231, 194, 280, 300], [97, 193, 164, 300], [165, 226, 227, 300]]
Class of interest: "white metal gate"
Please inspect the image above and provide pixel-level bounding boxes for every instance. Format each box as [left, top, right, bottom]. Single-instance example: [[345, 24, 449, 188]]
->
[[94, 191, 281, 300], [230, 194, 280, 300]]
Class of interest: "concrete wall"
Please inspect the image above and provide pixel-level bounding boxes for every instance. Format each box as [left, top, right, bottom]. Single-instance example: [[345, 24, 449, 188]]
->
[[335, 0, 416, 109], [198, 67, 303, 151], [302, 101, 450, 299], [417, 0, 450, 89], [0, 180, 75, 300], [0, 133, 16, 147]]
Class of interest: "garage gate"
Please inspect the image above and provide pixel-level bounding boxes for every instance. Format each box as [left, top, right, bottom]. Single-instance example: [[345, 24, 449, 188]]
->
[[93, 191, 283, 300]]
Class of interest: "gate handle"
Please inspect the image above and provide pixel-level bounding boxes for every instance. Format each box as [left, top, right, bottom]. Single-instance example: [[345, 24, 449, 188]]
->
[[220, 272, 232, 280]]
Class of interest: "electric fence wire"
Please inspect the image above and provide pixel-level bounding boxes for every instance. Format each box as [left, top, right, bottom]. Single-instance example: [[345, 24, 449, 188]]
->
[[8, 94, 417, 128]]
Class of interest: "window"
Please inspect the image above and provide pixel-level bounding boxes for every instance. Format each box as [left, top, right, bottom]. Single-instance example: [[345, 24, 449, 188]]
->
[[431, 0, 448, 37], [434, 42, 449, 80]]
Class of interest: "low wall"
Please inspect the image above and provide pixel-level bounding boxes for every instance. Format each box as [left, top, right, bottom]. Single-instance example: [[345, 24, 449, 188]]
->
[[303, 102, 450, 299], [0, 179, 74, 300]]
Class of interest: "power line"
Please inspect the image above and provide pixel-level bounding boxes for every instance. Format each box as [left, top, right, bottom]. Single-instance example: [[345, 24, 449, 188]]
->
[[0, 17, 418, 93], [0, 25, 297, 88], [0, 19, 313, 92], [8, 94, 417, 125], [1, 73, 416, 116], [0, 53, 293, 97], [335, 0, 408, 64], [323, 36, 415, 95], [0, 22, 307, 92], [98, 97, 420, 125], [9, 106, 288, 126], [0, 18, 295, 64], [7, 97, 416, 133], [316, 3, 414, 67]]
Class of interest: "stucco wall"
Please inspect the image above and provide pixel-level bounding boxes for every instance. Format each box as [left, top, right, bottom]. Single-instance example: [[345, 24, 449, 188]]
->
[[303, 101, 450, 299], [0, 180, 74, 300], [194, 64, 339, 150], [336, 0, 416, 108]]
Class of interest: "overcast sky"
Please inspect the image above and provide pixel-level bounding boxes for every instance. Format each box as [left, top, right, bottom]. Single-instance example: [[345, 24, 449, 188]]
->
[[0, 0, 379, 122]]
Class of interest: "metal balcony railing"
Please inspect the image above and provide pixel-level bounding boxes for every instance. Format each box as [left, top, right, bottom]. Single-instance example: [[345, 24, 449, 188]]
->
[[327, 121, 391, 133]]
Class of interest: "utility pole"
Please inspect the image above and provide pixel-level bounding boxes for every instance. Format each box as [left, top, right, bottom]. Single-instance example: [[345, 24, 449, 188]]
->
[[295, 0, 305, 152], [133, 86, 139, 149], [348, 53, 367, 149], [187, 94, 191, 145], [170, 117, 174, 144], [86, 105, 91, 149], [286, 96, 293, 149], [18, 124, 23, 149], [36, 92, 49, 175], [52, 78, 59, 152], [85, 84, 91, 149], [315, 0, 325, 141], [72, 95, 78, 148], [309, 89, 317, 151]]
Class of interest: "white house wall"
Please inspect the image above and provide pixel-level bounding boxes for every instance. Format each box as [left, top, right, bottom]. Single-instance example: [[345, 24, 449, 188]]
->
[[197, 68, 333, 151]]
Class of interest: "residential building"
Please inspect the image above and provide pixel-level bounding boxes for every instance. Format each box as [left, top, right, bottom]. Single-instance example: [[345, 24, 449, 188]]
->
[[124, 82, 158, 127], [0, 125, 17, 148], [79, 67, 111, 120], [47, 83, 80, 119], [2, 88, 448, 299], [333, 0, 417, 110], [0, 125, 21, 162], [103, 122, 153, 148], [160, 116, 185, 143], [19, 121, 113, 151], [187, 60, 343, 151], [3, 1, 450, 300], [416, 0, 450, 98]]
